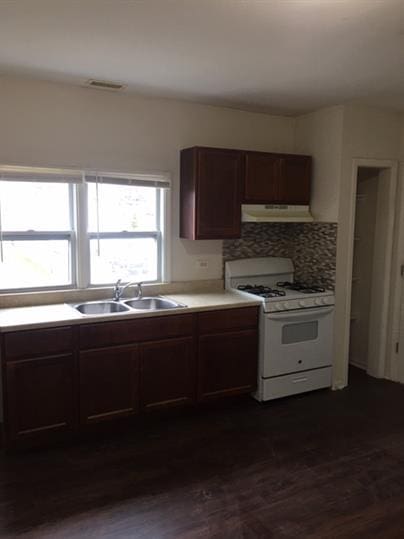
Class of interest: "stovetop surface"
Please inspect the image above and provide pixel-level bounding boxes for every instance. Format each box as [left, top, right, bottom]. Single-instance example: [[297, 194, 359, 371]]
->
[[225, 257, 335, 312], [237, 285, 286, 298], [236, 282, 330, 301]]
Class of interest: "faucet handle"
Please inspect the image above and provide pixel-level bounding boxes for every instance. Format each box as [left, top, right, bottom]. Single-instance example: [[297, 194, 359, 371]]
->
[[113, 279, 123, 301]]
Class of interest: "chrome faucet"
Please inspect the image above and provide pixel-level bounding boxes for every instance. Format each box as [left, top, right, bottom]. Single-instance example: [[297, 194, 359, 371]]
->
[[113, 279, 143, 301]]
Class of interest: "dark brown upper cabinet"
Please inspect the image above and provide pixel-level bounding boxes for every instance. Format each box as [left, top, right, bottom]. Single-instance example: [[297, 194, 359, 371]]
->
[[180, 147, 312, 240], [180, 147, 242, 240], [243, 151, 279, 203], [243, 151, 311, 205], [277, 155, 311, 204]]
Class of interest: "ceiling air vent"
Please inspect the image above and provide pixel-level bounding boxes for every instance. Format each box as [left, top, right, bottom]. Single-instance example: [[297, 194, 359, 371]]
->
[[86, 79, 126, 91]]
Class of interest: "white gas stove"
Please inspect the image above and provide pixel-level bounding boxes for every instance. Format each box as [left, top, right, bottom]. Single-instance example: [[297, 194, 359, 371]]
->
[[225, 257, 334, 312], [225, 257, 334, 401]]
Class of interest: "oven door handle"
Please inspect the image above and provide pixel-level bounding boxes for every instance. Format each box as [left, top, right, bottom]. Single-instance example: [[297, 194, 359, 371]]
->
[[266, 306, 334, 321]]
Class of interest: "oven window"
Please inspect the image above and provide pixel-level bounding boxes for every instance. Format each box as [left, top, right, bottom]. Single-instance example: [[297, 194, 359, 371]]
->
[[282, 321, 318, 344]]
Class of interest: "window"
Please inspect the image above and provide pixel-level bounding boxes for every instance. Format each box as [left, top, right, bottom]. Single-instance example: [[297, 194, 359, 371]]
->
[[87, 182, 161, 285], [0, 166, 169, 292], [0, 181, 74, 289]]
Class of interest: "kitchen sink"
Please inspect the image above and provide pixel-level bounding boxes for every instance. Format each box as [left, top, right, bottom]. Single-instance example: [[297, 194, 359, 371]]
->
[[72, 296, 186, 316], [124, 297, 185, 310], [74, 301, 131, 315]]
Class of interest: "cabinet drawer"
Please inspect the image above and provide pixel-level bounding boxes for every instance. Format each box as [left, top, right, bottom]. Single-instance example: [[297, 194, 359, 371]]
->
[[80, 314, 194, 349], [260, 367, 332, 401], [198, 307, 258, 335], [3, 326, 74, 360]]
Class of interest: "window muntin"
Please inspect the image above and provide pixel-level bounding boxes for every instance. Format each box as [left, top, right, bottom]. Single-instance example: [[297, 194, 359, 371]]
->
[[0, 170, 167, 292]]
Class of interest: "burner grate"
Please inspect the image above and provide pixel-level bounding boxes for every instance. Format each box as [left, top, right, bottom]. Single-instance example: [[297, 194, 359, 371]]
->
[[276, 281, 325, 294], [237, 284, 286, 298]]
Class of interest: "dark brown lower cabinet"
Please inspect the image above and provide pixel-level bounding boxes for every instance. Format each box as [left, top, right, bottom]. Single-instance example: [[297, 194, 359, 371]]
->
[[140, 337, 195, 410], [2, 308, 259, 448], [5, 354, 76, 442], [79, 345, 139, 424], [198, 329, 258, 400]]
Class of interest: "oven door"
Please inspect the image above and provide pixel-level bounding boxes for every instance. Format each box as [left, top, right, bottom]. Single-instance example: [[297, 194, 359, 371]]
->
[[261, 306, 334, 378]]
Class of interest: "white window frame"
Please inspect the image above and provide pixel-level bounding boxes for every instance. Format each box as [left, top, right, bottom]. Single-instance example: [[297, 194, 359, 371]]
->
[[0, 166, 170, 293]]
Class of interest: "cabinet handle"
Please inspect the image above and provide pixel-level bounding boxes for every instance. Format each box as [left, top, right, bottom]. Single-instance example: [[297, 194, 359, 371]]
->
[[292, 377, 308, 384]]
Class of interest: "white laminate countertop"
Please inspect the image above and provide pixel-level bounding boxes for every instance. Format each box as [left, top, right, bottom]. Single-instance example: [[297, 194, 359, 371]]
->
[[0, 291, 261, 332]]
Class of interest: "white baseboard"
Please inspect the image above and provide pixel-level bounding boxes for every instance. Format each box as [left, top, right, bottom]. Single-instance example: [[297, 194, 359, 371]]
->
[[349, 359, 367, 371]]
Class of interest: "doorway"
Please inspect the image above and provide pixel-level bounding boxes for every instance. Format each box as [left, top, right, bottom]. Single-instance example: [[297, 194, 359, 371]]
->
[[348, 165, 397, 379]]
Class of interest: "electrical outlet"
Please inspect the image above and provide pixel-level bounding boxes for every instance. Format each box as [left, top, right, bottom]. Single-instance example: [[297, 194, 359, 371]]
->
[[196, 259, 209, 269]]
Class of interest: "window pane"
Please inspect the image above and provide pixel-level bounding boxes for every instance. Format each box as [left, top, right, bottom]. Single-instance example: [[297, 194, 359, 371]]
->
[[88, 184, 157, 232], [90, 238, 158, 284], [1, 182, 71, 231], [0, 240, 71, 289]]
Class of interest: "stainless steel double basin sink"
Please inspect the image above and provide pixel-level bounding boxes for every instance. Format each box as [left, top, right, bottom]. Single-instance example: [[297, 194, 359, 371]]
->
[[73, 296, 186, 316]]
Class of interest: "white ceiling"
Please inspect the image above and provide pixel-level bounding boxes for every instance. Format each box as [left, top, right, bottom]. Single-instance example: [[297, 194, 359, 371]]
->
[[0, 0, 403, 115]]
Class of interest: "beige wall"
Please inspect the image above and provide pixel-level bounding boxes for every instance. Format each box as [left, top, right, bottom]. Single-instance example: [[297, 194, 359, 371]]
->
[[0, 75, 295, 283], [334, 106, 403, 388], [3, 75, 404, 390], [296, 104, 404, 389], [294, 105, 344, 222]]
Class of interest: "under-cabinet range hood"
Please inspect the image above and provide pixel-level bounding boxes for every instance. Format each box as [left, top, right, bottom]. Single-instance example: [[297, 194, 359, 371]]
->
[[242, 204, 314, 223]]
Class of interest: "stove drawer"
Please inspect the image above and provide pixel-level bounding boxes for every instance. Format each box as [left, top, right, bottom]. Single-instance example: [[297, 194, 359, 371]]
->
[[259, 367, 332, 401]]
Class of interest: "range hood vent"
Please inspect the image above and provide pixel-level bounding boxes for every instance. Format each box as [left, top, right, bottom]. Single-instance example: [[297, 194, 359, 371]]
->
[[242, 204, 314, 223]]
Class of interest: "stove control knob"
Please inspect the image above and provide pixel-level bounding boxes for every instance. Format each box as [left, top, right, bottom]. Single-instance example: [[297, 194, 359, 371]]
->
[[315, 298, 323, 306], [299, 300, 306, 307], [273, 303, 282, 311]]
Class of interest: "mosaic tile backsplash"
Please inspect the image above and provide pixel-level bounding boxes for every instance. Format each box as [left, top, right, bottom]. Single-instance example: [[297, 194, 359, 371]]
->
[[223, 222, 338, 289]]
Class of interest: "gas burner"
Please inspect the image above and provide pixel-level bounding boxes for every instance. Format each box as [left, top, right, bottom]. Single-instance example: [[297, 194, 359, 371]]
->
[[260, 290, 286, 298], [276, 281, 325, 294], [237, 284, 286, 298]]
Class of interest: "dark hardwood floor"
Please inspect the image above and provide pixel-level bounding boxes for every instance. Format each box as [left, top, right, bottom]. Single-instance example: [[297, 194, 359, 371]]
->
[[2, 367, 404, 538]]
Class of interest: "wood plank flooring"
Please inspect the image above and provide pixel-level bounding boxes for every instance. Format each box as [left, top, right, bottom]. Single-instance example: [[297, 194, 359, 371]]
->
[[2, 368, 404, 538]]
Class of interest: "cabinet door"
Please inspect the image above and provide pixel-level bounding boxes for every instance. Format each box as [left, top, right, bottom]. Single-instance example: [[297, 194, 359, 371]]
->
[[278, 155, 311, 204], [140, 337, 195, 410], [243, 151, 280, 203], [5, 354, 76, 442], [196, 147, 242, 239], [79, 345, 139, 424], [198, 329, 258, 401]]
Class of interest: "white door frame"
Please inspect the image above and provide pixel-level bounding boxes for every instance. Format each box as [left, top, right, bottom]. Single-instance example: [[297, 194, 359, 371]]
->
[[391, 162, 404, 383], [335, 158, 398, 387]]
